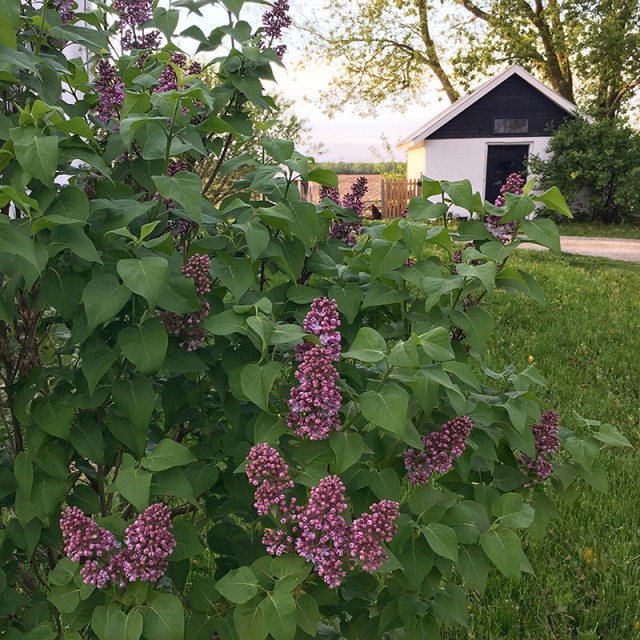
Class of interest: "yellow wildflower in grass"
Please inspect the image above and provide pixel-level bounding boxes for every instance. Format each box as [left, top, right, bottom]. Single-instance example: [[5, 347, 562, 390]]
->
[[581, 547, 596, 567]]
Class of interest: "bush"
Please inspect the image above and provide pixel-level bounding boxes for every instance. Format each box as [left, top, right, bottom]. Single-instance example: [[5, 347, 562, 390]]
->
[[529, 117, 640, 224], [0, 2, 630, 639]]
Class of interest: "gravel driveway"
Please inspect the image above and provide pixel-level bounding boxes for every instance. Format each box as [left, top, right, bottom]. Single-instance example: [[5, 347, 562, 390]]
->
[[519, 236, 640, 263]]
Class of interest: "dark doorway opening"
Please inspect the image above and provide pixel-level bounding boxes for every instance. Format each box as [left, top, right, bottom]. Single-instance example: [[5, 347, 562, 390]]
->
[[485, 144, 529, 204]]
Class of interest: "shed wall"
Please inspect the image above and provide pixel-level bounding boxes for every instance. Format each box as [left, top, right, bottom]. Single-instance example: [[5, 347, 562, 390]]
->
[[407, 147, 426, 180], [422, 136, 552, 212]]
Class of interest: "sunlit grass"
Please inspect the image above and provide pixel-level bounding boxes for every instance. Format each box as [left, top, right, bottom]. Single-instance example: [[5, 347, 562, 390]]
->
[[445, 249, 640, 640], [556, 221, 640, 239]]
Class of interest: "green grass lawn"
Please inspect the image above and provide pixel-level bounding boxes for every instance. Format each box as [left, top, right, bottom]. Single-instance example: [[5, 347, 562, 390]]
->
[[556, 221, 640, 239], [445, 250, 640, 640]]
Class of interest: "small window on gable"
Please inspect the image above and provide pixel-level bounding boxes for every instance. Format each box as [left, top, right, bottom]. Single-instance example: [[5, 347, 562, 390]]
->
[[493, 118, 528, 134]]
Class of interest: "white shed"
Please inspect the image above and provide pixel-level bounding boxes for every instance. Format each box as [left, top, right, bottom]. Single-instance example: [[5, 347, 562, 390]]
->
[[398, 65, 577, 206]]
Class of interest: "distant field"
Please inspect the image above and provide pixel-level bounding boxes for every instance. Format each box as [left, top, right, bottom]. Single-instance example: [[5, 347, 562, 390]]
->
[[445, 250, 640, 640]]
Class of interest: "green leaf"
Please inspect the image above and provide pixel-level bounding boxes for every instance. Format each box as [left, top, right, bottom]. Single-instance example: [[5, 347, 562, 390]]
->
[[240, 362, 282, 411], [491, 493, 535, 529], [270, 555, 311, 592], [11, 130, 59, 186], [215, 567, 259, 604], [117, 257, 169, 309], [141, 591, 184, 640], [532, 186, 572, 217], [105, 609, 143, 640], [329, 431, 364, 473], [31, 396, 73, 439], [450, 306, 494, 354], [328, 282, 364, 324], [564, 436, 599, 471], [115, 456, 152, 512], [408, 486, 458, 522], [398, 535, 434, 590], [49, 226, 101, 263], [70, 416, 104, 463], [296, 594, 319, 636], [152, 7, 179, 39], [369, 239, 410, 277], [360, 383, 408, 439], [520, 218, 561, 254], [190, 577, 219, 613], [233, 601, 268, 640], [458, 545, 490, 594], [81, 340, 117, 393], [422, 523, 458, 563], [259, 591, 296, 640], [142, 439, 196, 472], [153, 172, 203, 223], [48, 582, 82, 614], [442, 180, 474, 212], [480, 527, 522, 580], [117, 318, 168, 374], [370, 468, 403, 502], [343, 327, 387, 363], [234, 220, 270, 260], [455, 261, 496, 293], [82, 275, 131, 331], [13, 451, 32, 497], [308, 167, 338, 188], [398, 219, 430, 256], [418, 327, 455, 361], [171, 520, 204, 561], [209, 256, 254, 301], [498, 193, 536, 224], [407, 197, 448, 220], [593, 424, 632, 448]]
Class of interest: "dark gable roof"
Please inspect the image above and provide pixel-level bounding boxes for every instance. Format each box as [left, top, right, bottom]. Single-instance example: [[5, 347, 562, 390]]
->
[[399, 65, 578, 149]]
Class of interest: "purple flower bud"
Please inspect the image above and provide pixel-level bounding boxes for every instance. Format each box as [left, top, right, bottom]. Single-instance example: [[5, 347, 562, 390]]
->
[[403, 416, 473, 486], [94, 60, 124, 124], [349, 500, 399, 571], [517, 410, 560, 486]]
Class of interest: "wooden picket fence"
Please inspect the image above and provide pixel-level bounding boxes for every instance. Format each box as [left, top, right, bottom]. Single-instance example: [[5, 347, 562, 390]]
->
[[382, 178, 421, 218]]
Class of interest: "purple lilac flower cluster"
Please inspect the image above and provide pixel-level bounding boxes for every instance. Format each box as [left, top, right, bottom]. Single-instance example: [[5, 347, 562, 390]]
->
[[246, 443, 295, 515], [60, 503, 175, 588], [120, 503, 176, 582], [245, 447, 400, 588], [329, 178, 368, 246], [288, 298, 342, 440], [53, 0, 75, 23], [94, 60, 124, 124], [159, 254, 210, 351], [259, 0, 292, 59], [517, 410, 560, 486], [403, 416, 473, 486], [114, 0, 160, 50], [486, 172, 525, 243], [349, 500, 399, 571]]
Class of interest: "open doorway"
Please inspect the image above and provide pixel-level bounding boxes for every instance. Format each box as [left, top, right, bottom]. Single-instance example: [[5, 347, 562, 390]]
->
[[485, 145, 529, 204]]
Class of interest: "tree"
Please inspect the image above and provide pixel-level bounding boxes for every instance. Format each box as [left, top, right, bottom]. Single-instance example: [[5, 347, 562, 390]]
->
[[302, 0, 640, 118], [528, 116, 640, 223]]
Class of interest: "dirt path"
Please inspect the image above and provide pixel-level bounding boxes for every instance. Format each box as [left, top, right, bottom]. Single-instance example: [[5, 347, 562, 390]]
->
[[519, 236, 640, 263]]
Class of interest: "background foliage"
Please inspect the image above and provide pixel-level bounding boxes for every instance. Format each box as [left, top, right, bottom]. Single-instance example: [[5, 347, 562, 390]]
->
[[0, 1, 629, 639], [528, 116, 640, 223]]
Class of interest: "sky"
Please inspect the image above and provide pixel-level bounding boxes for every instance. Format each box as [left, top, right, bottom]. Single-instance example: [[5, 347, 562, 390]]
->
[[178, 0, 449, 162]]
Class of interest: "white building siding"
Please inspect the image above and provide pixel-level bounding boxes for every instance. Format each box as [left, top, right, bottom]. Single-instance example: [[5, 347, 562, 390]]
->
[[422, 136, 551, 197], [406, 146, 426, 181]]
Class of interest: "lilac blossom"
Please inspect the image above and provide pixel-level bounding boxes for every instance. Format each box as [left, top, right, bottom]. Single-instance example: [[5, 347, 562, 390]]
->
[[60, 504, 175, 588], [94, 60, 124, 124], [517, 410, 560, 486], [403, 416, 473, 486], [160, 254, 211, 351], [259, 0, 292, 59], [114, 0, 160, 50], [349, 500, 399, 571], [244, 456, 400, 588], [53, 0, 75, 23], [486, 172, 525, 241], [288, 298, 342, 440], [120, 503, 176, 583], [328, 177, 368, 246], [293, 475, 350, 589], [246, 444, 294, 515]]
